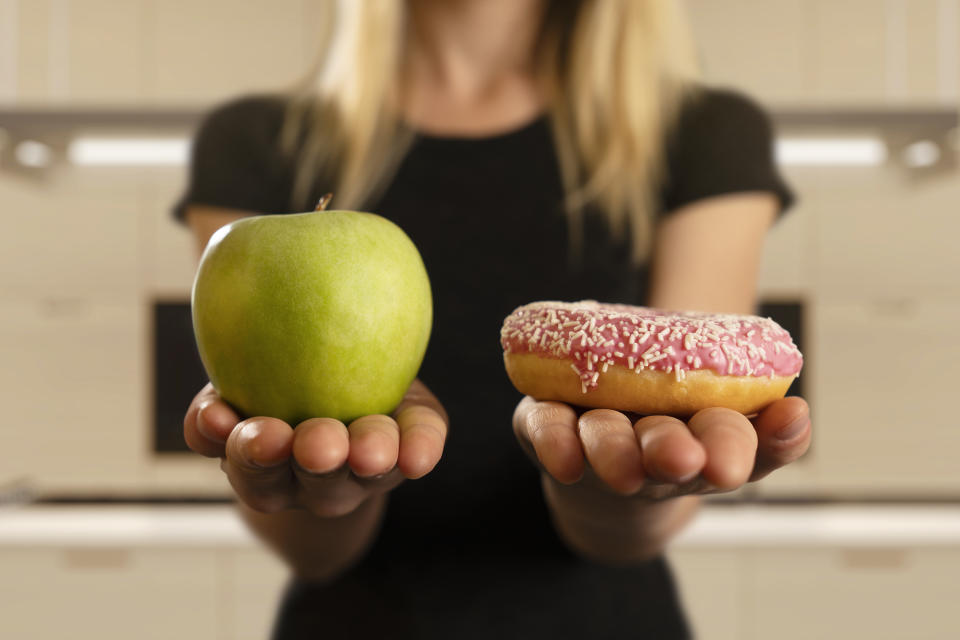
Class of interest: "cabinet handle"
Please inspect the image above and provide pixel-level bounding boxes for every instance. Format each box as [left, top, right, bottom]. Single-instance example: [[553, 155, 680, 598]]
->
[[839, 548, 907, 569], [38, 298, 89, 318], [869, 299, 916, 317], [62, 548, 130, 569]]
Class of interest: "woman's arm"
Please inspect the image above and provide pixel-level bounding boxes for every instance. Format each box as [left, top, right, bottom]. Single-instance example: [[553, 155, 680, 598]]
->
[[529, 192, 810, 564], [648, 192, 776, 314], [185, 205, 251, 255]]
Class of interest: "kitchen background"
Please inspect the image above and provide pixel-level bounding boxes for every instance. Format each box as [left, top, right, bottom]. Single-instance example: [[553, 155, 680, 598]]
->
[[1, 0, 958, 638]]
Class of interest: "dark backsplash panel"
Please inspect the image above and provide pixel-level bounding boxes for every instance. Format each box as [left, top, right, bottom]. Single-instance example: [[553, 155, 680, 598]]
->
[[151, 298, 806, 453], [153, 302, 207, 452], [757, 300, 805, 399]]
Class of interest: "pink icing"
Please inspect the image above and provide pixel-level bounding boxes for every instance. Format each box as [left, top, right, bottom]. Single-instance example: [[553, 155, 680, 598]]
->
[[500, 301, 803, 392]]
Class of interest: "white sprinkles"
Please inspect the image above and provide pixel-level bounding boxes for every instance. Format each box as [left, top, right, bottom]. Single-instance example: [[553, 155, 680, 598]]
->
[[501, 301, 803, 393]]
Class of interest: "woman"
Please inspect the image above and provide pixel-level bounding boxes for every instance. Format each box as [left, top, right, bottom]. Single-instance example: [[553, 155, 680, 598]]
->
[[179, 1, 812, 637]]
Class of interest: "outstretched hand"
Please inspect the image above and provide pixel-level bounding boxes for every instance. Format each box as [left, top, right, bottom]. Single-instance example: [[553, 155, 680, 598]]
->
[[513, 396, 811, 501], [184, 380, 448, 517]]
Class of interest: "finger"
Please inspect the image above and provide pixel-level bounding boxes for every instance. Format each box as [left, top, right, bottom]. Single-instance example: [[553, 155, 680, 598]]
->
[[394, 379, 449, 425], [634, 415, 707, 483], [290, 418, 364, 518], [578, 409, 644, 495], [513, 397, 583, 484], [291, 419, 390, 518], [294, 465, 402, 518], [395, 405, 447, 479], [347, 415, 401, 478], [183, 383, 230, 458], [292, 418, 350, 474], [222, 418, 295, 512], [197, 396, 240, 443], [750, 396, 812, 481], [687, 408, 757, 490]]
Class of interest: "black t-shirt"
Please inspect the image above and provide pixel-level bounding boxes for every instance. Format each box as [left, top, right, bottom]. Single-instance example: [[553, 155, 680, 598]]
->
[[176, 89, 792, 640]]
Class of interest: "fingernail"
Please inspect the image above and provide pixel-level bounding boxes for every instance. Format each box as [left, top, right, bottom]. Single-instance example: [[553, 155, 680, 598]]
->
[[197, 401, 230, 441], [234, 422, 260, 466], [236, 421, 284, 468], [776, 415, 810, 441]]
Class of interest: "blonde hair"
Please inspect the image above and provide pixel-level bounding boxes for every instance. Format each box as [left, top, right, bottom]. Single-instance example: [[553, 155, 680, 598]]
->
[[284, 0, 699, 260]]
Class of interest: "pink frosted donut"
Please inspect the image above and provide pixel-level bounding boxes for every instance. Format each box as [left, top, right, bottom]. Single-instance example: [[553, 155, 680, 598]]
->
[[500, 301, 803, 416]]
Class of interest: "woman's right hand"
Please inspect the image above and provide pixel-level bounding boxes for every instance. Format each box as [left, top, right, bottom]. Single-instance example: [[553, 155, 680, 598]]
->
[[183, 380, 448, 517]]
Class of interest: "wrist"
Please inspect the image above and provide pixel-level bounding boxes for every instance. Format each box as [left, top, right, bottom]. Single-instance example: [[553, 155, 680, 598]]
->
[[238, 493, 388, 583], [541, 473, 699, 564]]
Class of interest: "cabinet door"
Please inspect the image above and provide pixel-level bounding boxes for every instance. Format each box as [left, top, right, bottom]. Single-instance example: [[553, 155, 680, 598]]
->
[[8, 0, 144, 103], [9, 0, 50, 102], [143, 180, 198, 298], [749, 547, 960, 639], [147, 0, 313, 104], [0, 298, 144, 491], [811, 299, 960, 495], [60, 0, 146, 103], [0, 176, 142, 298], [224, 548, 290, 640], [0, 547, 218, 639], [756, 204, 812, 298], [809, 0, 887, 104], [810, 171, 960, 297], [668, 549, 746, 640], [685, 0, 808, 104], [688, 0, 956, 106], [898, 0, 947, 102]]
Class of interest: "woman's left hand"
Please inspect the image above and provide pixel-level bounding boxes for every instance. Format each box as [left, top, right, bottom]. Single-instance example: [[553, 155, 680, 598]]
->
[[513, 396, 811, 500]]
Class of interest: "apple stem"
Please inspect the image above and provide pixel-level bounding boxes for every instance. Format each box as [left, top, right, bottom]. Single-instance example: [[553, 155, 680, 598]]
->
[[315, 193, 333, 212]]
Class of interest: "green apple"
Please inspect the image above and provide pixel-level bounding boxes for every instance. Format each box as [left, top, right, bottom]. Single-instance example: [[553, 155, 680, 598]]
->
[[191, 208, 432, 426]]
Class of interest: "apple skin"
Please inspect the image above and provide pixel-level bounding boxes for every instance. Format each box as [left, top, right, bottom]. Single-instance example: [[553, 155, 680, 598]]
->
[[191, 210, 432, 426]]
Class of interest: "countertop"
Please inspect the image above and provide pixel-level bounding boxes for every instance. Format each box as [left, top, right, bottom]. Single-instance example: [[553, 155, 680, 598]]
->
[[1, 503, 958, 548]]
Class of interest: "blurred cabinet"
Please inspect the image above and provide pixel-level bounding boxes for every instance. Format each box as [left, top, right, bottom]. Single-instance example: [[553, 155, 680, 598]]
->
[[810, 298, 960, 495], [756, 204, 812, 298], [808, 0, 887, 104], [0, 547, 219, 639], [755, 165, 960, 499], [3, 0, 332, 107], [0, 175, 142, 299], [0, 543, 288, 640], [756, 296, 960, 498], [0, 292, 231, 494], [6, 0, 957, 107], [225, 548, 290, 640], [145, 0, 313, 105], [0, 298, 145, 490], [686, 0, 960, 106], [668, 550, 745, 640], [9, 0, 51, 102], [60, 0, 146, 103], [10, 0, 145, 104], [899, 0, 948, 102], [142, 178, 197, 297], [810, 171, 960, 297], [685, 0, 809, 104], [748, 547, 960, 639], [0, 170, 230, 494], [671, 546, 960, 640]]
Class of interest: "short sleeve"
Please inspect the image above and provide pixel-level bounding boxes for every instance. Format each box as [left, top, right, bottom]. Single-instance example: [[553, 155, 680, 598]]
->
[[659, 88, 794, 216], [173, 95, 295, 221]]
